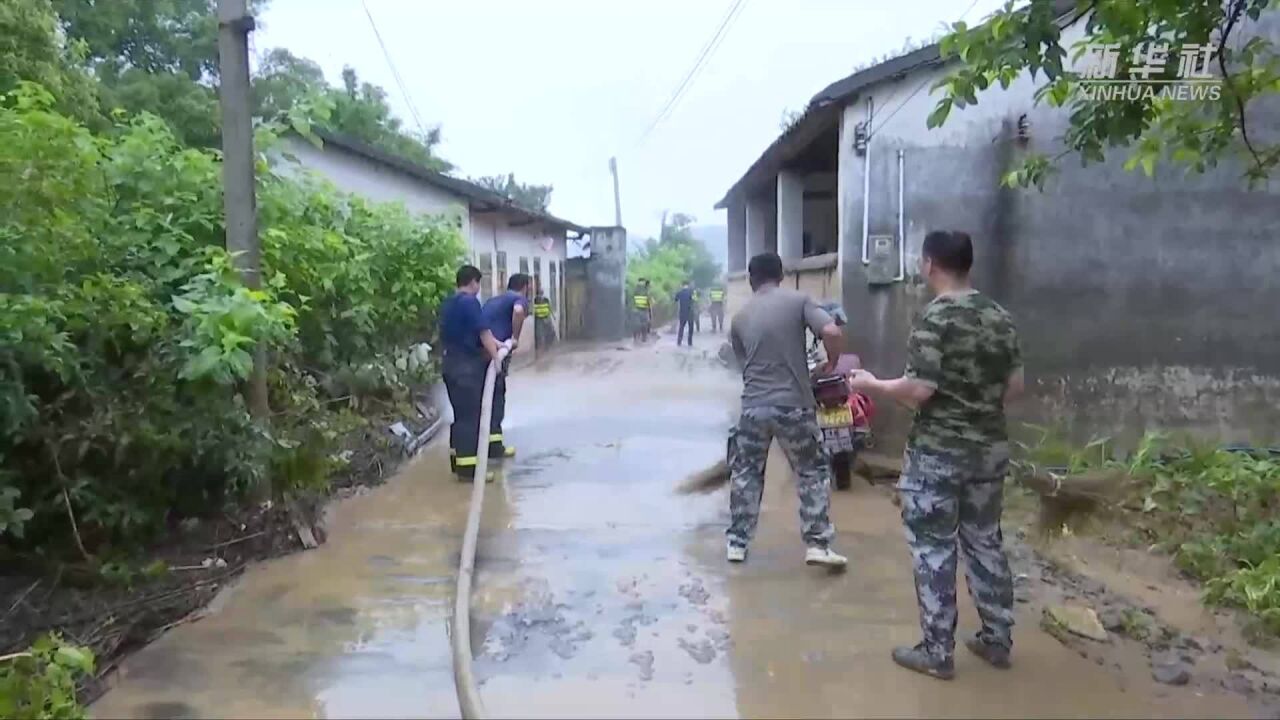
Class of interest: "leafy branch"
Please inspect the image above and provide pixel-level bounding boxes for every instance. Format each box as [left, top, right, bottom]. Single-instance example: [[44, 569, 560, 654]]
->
[[928, 0, 1279, 189]]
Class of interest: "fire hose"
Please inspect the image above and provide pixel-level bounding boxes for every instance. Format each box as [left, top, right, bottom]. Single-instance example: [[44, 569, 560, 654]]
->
[[451, 343, 510, 720]]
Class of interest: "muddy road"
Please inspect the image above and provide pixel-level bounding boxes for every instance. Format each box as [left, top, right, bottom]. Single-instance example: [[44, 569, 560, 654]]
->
[[93, 340, 1251, 718]]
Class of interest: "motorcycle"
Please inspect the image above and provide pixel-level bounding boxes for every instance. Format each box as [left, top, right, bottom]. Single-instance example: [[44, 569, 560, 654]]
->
[[810, 356, 874, 490], [808, 304, 875, 491]]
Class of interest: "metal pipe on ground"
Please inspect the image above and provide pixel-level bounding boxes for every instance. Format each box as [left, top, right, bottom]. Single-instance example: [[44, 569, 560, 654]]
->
[[451, 344, 510, 720]]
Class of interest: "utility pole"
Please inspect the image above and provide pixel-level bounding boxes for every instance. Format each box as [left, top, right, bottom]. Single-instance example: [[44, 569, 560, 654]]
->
[[216, 0, 270, 422], [608, 156, 623, 227]]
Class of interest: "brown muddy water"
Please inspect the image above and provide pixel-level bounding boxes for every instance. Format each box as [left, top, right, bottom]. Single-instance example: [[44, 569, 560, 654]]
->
[[92, 339, 1251, 719]]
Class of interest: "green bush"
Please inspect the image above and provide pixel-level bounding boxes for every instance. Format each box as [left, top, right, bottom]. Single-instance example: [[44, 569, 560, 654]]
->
[[1128, 436, 1280, 633], [0, 82, 464, 554], [1207, 556, 1280, 636], [0, 635, 93, 719]]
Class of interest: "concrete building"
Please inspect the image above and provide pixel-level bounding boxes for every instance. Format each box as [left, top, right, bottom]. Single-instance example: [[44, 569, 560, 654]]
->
[[278, 129, 587, 356], [717, 6, 1280, 447]]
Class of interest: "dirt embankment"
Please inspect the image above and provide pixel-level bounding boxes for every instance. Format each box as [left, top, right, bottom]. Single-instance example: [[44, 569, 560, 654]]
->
[[1002, 487, 1280, 718], [852, 447, 1280, 716], [0, 394, 441, 704]]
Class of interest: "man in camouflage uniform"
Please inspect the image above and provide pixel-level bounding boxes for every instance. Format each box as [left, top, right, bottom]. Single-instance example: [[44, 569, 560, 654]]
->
[[849, 230, 1025, 680], [726, 252, 847, 568]]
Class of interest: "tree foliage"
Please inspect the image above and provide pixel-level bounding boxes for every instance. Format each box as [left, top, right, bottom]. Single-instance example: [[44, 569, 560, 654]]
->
[[6, 0, 545, 209], [24, 0, 452, 163], [0, 0, 99, 125], [626, 213, 722, 324], [49, 0, 230, 147], [53, 0, 225, 78], [471, 172, 553, 212], [254, 49, 451, 171], [929, 0, 1279, 187], [0, 82, 464, 552]]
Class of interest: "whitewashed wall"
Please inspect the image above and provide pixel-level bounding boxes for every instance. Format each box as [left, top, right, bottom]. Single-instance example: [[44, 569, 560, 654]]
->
[[277, 134, 571, 357], [278, 136, 470, 237]]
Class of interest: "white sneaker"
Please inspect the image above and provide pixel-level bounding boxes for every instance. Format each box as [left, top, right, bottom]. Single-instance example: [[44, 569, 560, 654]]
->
[[805, 546, 847, 568], [726, 544, 747, 563]]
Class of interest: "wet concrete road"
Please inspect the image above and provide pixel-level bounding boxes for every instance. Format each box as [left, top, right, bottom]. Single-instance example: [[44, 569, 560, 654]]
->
[[93, 339, 1247, 718]]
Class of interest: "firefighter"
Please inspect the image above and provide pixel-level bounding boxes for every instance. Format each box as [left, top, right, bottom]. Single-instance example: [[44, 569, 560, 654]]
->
[[709, 284, 726, 333], [481, 273, 530, 460], [440, 265, 505, 482], [533, 284, 554, 354], [632, 278, 653, 343]]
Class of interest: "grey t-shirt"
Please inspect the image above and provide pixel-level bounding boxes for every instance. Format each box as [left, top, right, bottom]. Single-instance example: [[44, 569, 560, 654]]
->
[[729, 285, 833, 409]]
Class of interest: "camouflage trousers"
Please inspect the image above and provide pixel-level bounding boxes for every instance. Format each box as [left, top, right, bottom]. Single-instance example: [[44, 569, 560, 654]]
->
[[726, 406, 835, 549], [898, 445, 1015, 660]]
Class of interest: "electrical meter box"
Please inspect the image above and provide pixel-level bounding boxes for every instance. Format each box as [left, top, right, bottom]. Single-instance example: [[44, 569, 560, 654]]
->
[[867, 234, 899, 285]]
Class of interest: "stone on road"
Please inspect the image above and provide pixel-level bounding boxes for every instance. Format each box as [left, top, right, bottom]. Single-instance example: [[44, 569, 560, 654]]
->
[[1043, 604, 1110, 642]]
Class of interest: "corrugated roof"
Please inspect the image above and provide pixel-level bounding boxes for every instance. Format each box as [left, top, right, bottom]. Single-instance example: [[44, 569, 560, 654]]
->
[[308, 128, 587, 233]]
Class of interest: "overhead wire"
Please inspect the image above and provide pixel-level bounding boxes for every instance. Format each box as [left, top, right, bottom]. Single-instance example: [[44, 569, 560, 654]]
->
[[869, 0, 984, 135], [360, 0, 430, 139], [635, 0, 749, 147]]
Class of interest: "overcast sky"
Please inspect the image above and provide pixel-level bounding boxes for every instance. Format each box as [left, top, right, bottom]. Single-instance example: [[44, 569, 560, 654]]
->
[[255, 0, 1007, 239]]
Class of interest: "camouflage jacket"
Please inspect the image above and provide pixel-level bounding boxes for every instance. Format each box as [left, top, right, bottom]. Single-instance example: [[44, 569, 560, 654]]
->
[[904, 289, 1021, 462]]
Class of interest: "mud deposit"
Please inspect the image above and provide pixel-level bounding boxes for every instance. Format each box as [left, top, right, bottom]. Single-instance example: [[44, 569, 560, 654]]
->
[[90, 342, 1276, 718], [1008, 522, 1280, 718]]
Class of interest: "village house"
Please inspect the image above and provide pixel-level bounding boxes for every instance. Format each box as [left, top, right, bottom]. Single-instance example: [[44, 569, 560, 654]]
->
[[716, 4, 1280, 447], [277, 129, 588, 355]]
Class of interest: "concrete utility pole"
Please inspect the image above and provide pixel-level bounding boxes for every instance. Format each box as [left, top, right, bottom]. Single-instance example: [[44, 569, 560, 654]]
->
[[609, 156, 623, 227], [216, 0, 270, 421]]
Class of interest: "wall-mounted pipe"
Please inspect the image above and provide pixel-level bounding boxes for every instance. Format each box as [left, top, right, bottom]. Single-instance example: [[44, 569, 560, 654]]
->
[[895, 148, 905, 282], [860, 96, 874, 266]]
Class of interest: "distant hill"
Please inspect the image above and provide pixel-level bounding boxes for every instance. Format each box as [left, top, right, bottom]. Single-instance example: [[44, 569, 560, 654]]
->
[[689, 224, 727, 274]]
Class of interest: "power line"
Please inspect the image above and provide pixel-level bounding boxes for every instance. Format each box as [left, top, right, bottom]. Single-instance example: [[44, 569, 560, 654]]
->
[[644, 0, 747, 141], [636, 0, 749, 146], [667, 0, 748, 121], [870, 0, 983, 135], [678, 0, 747, 115], [360, 0, 428, 138]]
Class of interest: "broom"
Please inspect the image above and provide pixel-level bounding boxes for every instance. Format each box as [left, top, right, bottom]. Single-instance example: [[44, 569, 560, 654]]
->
[[674, 438, 899, 495], [676, 430, 735, 495], [676, 457, 731, 495]]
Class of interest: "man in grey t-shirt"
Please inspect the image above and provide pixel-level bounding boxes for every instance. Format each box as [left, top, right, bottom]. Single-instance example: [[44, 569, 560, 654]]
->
[[726, 253, 847, 568]]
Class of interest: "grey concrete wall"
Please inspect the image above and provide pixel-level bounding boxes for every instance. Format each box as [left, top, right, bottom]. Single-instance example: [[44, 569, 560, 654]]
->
[[584, 227, 628, 342], [777, 171, 805, 261], [838, 13, 1280, 450], [564, 258, 588, 340], [727, 201, 747, 272], [746, 197, 769, 258]]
